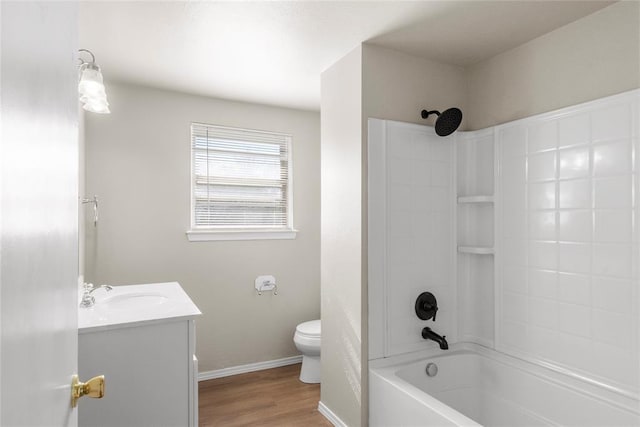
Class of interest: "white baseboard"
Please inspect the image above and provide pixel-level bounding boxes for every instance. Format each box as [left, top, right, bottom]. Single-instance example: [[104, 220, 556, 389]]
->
[[318, 401, 348, 427], [198, 355, 302, 381]]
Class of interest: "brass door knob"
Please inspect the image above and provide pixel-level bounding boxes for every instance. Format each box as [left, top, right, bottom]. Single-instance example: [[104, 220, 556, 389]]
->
[[71, 374, 105, 408]]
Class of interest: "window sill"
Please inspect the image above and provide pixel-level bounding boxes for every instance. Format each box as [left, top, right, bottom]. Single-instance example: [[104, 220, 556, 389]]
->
[[186, 229, 298, 242]]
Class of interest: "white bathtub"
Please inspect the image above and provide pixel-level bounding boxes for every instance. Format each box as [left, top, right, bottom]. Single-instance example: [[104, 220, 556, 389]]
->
[[370, 343, 640, 426]]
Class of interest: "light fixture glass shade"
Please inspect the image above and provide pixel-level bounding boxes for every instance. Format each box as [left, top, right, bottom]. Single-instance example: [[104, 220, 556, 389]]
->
[[78, 57, 111, 114], [82, 100, 110, 114], [79, 65, 105, 95], [82, 89, 110, 114], [79, 92, 107, 104]]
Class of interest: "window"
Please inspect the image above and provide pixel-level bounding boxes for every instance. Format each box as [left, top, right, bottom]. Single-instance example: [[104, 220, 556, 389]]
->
[[187, 123, 295, 241]]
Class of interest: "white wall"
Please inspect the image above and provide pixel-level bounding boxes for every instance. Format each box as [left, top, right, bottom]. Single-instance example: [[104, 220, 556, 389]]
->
[[466, 1, 640, 130], [363, 44, 468, 129], [320, 45, 364, 427], [84, 82, 320, 372]]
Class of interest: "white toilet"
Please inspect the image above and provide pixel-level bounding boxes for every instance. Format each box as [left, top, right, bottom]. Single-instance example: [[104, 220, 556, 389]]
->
[[293, 319, 321, 383]]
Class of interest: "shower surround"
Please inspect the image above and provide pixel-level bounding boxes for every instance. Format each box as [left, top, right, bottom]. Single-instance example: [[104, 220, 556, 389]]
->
[[495, 90, 638, 394], [368, 89, 639, 425]]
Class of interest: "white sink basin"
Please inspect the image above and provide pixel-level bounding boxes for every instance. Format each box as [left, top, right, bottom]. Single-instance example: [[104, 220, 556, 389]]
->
[[101, 292, 169, 310], [78, 282, 201, 332]]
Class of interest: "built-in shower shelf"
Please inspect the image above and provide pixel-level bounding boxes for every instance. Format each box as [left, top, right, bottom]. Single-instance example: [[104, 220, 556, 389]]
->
[[457, 246, 495, 255], [457, 195, 494, 204]]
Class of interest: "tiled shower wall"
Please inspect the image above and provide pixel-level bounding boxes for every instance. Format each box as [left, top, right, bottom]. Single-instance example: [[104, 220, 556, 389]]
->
[[496, 91, 639, 393], [368, 119, 455, 359]]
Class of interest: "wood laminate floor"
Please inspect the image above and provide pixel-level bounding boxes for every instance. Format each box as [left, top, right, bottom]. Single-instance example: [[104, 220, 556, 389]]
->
[[199, 363, 331, 426]]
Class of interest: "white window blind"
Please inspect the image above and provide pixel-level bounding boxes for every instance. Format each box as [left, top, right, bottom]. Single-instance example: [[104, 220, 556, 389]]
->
[[191, 123, 292, 231]]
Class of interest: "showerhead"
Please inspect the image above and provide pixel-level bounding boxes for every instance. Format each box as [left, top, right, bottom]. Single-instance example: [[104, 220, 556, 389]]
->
[[420, 107, 463, 136]]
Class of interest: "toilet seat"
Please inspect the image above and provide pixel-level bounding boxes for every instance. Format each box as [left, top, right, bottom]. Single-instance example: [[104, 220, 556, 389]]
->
[[295, 320, 320, 338]]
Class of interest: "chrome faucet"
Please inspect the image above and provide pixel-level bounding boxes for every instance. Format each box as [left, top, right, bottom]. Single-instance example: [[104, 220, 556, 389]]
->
[[422, 327, 449, 350], [79, 283, 113, 308]]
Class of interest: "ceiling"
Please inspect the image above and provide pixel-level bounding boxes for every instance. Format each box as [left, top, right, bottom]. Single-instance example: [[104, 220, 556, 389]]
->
[[79, 1, 614, 111]]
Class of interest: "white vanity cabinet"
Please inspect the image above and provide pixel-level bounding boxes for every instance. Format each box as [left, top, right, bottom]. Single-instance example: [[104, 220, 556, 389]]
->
[[78, 282, 201, 427]]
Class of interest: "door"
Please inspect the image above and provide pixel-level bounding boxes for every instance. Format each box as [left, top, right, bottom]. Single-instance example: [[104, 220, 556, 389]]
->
[[1, 2, 80, 425]]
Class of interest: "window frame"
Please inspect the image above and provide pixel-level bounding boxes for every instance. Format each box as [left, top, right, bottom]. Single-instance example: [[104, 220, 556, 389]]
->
[[186, 122, 297, 241]]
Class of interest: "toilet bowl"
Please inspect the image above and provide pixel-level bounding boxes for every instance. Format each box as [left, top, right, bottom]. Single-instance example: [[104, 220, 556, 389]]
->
[[293, 319, 321, 383]]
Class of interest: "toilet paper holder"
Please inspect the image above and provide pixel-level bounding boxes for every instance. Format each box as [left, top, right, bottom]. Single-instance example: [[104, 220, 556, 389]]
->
[[255, 275, 278, 296]]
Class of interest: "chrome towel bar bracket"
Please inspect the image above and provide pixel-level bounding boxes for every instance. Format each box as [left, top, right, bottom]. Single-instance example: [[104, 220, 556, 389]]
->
[[81, 195, 99, 227]]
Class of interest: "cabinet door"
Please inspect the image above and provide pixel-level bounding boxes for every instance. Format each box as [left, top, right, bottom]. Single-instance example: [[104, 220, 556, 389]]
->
[[79, 321, 190, 426]]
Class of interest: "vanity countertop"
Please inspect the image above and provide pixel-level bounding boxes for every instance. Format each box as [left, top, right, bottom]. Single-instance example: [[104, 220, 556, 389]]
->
[[78, 281, 201, 333]]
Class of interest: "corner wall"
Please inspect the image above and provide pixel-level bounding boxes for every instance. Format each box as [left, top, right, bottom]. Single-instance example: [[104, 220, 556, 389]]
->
[[466, 1, 640, 130], [319, 42, 469, 426], [84, 82, 320, 373], [363, 44, 468, 129], [320, 45, 364, 427]]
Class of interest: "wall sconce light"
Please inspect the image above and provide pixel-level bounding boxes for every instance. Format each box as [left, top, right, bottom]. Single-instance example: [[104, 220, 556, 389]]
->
[[78, 49, 110, 114]]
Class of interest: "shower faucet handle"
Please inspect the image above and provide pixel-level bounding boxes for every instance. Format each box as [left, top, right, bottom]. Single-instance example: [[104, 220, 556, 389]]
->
[[415, 292, 439, 321], [420, 301, 438, 320]]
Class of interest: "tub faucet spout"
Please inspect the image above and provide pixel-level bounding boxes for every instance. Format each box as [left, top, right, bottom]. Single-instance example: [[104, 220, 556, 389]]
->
[[421, 327, 448, 350]]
